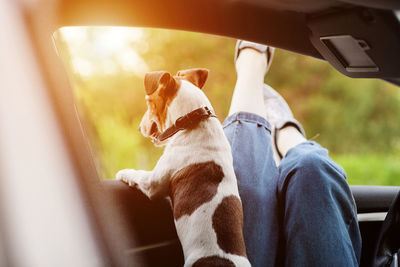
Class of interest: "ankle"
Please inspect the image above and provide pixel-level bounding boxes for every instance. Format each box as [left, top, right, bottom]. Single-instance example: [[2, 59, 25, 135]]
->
[[277, 126, 306, 157], [235, 49, 267, 76]]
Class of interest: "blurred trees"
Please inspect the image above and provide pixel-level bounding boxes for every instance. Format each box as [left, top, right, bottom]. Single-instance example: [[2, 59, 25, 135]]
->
[[55, 27, 400, 184], [267, 51, 400, 154]]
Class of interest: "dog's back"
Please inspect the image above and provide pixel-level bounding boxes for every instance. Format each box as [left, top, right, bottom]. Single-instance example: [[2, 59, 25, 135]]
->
[[166, 114, 250, 266], [171, 162, 249, 266]]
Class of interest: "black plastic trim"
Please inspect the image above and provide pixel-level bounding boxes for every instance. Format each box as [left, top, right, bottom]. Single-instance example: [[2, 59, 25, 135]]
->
[[350, 185, 400, 213]]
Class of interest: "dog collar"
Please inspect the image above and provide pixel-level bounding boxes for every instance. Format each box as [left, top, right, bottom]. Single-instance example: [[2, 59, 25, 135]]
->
[[157, 107, 217, 142]]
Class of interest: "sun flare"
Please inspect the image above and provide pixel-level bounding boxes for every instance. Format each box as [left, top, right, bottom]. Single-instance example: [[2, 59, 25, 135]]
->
[[57, 26, 149, 77]]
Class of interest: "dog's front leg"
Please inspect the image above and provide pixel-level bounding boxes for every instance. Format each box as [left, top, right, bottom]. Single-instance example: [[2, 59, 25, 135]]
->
[[116, 169, 150, 189], [116, 165, 172, 200]]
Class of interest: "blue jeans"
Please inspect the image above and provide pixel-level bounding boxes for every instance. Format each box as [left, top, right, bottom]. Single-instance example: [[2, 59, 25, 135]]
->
[[223, 112, 361, 267]]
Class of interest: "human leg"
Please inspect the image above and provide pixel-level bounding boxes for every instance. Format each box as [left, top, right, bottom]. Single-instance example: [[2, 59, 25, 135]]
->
[[228, 47, 266, 117], [226, 38, 362, 266], [262, 83, 307, 164], [277, 142, 361, 266], [223, 41, 280, 267], [264, 83, 361, 266], [261, 65, 361, 266], [276, 126, 306, 157]]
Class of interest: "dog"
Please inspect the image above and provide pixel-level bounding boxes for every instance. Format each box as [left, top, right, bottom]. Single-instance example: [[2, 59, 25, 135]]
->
[[116, 68, 250, 267]]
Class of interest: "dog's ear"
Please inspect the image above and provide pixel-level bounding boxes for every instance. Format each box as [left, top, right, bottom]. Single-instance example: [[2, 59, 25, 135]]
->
[[176, 68, 209, 89], [144, 71, 178, 97]]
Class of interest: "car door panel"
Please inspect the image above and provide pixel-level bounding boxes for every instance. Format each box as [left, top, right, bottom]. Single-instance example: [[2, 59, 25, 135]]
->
[[101, 180, 399, 266]]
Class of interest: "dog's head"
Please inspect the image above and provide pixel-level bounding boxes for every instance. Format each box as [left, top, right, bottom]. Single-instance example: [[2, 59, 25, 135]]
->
[[139, 68, 209, 146]]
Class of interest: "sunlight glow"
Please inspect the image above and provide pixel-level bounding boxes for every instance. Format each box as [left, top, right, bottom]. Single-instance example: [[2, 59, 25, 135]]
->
[[59, 27, 149, 77]]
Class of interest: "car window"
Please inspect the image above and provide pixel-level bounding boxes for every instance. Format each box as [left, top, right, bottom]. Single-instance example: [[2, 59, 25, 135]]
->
[[54, 26, 400, 186]]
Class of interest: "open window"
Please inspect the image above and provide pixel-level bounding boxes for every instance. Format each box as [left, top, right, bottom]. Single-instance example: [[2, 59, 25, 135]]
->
[[54, 26, 400, 186]]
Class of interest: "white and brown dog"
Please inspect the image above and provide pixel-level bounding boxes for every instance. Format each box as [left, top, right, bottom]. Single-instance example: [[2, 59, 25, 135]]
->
[[116, 68, 250, 267]]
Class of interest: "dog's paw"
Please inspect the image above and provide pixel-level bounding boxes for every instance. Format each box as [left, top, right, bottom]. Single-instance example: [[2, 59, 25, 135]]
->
[[116, 169, 138, 186], [116, 169, 157, 199], [116, 169, 149, 189]]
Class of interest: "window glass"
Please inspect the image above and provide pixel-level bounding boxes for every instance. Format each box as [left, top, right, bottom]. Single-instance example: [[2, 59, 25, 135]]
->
[[54, 27, 400, 186]]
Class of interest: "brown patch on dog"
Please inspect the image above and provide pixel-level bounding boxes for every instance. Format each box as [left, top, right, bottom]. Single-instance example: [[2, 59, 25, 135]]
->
[[212, 196, 246, 257], [170, 161, 224, 220], [144, 71, 181, 130], [192, 255, 235, 267]]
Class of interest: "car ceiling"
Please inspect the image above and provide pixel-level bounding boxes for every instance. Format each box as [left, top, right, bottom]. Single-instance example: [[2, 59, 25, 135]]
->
[[246, 0, 399, 12], [28, 0, 400, 84]]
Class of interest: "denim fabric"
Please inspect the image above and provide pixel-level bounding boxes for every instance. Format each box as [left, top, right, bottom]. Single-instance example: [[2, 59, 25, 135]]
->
[[223, 112, 280, 266], [223, 112, 361, 267]]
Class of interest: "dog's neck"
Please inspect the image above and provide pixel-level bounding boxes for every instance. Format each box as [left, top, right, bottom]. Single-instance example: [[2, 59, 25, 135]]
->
[[166, 80, 214, 130]]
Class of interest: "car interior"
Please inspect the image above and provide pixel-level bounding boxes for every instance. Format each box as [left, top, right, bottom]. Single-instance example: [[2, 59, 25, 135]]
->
[[0, 0, 399, 266]]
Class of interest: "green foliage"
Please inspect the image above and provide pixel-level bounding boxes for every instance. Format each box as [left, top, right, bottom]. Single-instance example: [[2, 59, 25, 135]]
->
[[267, 50, 400, 155], [332, 154, 400, 185], [55, 27, 400, 185]]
